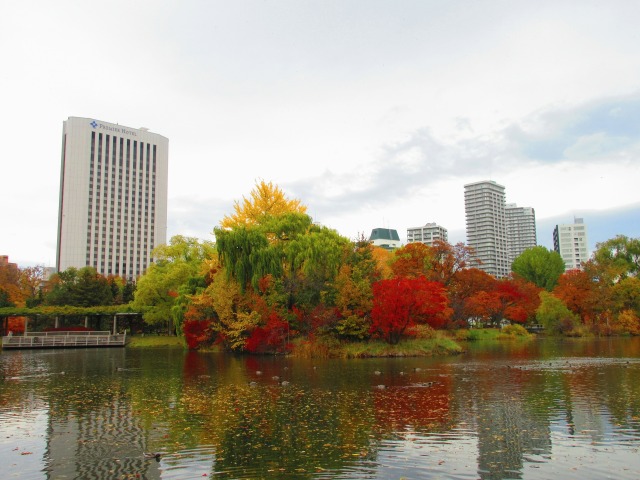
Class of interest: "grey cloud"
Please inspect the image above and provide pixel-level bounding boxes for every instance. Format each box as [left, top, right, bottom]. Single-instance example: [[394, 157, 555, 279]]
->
[[285, 127, 512, 219], [506, 93, 640, 161], [286, 93, 640, 225]]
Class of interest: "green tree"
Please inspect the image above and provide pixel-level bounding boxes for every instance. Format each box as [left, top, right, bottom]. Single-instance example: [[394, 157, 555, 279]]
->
[[45, 267, 113, 307], [511, 246, 565, 291], [0, 289, 15, 308], [132, 236, 215, 334], [536, 291, 580, 335], [593, 235, 640, 281], [611, 276, 640, 316], [215, 212, 348, 307]]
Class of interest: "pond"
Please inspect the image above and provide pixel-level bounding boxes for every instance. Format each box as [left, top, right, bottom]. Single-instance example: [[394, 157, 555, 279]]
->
[[1, 337, 639, 479]]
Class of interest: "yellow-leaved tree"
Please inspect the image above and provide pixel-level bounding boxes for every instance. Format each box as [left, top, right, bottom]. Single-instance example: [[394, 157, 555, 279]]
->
[[219, 180, 307, 229]]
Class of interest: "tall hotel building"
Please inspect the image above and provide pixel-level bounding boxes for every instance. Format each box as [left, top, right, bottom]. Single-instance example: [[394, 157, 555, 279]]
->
[[505, 203, 537, 264], [553, 218, 589, 271], [464, 180, 509, 278], [56, 117, 168, 280]]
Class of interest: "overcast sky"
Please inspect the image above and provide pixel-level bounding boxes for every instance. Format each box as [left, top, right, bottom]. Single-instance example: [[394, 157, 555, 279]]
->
[[2, 1, 639, 267]]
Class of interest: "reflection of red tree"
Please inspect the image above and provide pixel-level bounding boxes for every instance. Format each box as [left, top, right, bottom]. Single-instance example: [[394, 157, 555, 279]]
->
[[373, 374, 451, 431], [183, 350, 209, 380]]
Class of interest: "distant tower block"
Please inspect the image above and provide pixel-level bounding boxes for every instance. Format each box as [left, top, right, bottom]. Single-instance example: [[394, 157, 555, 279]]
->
[[553, 218, 589, 271], [506, 203, 537, 264], [464, 180, 509, 278]]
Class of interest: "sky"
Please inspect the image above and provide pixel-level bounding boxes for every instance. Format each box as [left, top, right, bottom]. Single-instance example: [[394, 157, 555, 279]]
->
[[1, 0, 639, 268]]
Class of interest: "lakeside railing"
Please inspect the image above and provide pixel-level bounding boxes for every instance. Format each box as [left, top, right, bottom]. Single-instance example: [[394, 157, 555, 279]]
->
[[2, 331, 127, 349]]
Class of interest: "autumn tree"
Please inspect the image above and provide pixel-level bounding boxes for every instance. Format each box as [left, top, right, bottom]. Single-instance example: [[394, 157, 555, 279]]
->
[[0, 260, 22, 306], [425, 240, 478, 286], [464, 278, 536, 326], [511, 246, 565, 291], [448, 267, 497, 326], [371, 245, 393, 280], [370, 276, 450, 344], [219, 180, 307, 229], [390, 242, 432, 279], [331, 236, 381, 340], [611, 276, 640, 317], [553, 268, 601, 325], [133, 235, 215, 334], [593, 235, 640, 281]]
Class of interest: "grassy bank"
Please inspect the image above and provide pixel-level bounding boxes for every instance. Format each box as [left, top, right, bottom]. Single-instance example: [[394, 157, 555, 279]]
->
[[123, 327, 531, 354], [292, 332, 464, 358], [340, 336, 464, 358], [454, 326, 535, 342], [127, 335, 185, 348]]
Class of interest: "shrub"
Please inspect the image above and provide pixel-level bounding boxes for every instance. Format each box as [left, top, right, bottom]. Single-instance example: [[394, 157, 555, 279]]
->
[[501, 324, 529, 336], [245, 312, 293, 354], [611, 309, 640, 336], [334, 315, 370, 341]]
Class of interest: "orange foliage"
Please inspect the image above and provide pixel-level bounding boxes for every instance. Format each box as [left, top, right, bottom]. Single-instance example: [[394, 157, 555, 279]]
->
[[464, 278, 537, 325], [391, 243, 432, 279], [7, 316, 26, 334], [553, 269, 599, 323]]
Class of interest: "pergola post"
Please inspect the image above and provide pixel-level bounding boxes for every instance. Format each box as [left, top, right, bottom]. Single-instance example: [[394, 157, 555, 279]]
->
[[113, 315, 117, 335], [85, 316, 89, 328]]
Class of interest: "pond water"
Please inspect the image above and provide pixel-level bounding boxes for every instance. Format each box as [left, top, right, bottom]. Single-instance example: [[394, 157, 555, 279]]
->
[[1, 337, 639, 479]]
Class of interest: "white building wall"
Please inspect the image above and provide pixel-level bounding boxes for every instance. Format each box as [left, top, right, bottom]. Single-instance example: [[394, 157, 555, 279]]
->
[[553, 218, 589, 271], [464, 180, 509, 278], [57, 117, 168, 280], [506, 204, 537, 264], [406, 223, 448, 247]]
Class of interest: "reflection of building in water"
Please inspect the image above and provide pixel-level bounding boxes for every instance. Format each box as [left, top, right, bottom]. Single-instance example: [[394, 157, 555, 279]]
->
[[474, 400, 552, 480], [46, 398, 163, 479], [449, 366, 553, 480]]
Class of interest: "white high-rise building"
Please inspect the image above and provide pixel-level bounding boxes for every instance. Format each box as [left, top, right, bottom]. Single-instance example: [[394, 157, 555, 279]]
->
[[56, 117, 168, 280], [553, 218, 589, 271], [464, 180, 509, 278], [505, 203, 537, 264], [406, 223, 448, 247]]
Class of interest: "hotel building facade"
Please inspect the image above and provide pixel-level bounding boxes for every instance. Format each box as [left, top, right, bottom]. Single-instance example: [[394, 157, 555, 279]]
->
[[56, 117, 168, 280]]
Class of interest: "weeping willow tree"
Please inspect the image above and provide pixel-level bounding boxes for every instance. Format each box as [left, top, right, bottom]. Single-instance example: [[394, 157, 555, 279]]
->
[[214, 212, 349, 309], [214, 226, 281, 292]]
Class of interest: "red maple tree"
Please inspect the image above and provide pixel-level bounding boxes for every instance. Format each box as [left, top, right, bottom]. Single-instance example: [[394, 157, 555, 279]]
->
[[370, 276, 450, 344]]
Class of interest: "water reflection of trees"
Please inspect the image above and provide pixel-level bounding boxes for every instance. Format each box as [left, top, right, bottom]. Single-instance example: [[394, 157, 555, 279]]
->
[[2, 342, 639, 479]]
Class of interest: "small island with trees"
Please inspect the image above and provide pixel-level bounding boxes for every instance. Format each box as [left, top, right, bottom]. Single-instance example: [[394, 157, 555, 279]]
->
[[2, 181, 639, 355]]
